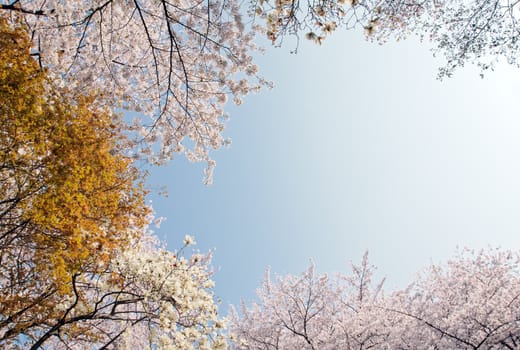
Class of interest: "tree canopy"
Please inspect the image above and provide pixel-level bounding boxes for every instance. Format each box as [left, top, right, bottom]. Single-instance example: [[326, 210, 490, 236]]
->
[[2, 0, 520, 347]]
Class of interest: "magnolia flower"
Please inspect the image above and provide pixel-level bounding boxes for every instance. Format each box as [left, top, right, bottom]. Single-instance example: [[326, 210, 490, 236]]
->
[[323, 22, 337, 34], [183, 235, 196, 246], [305, 32, 317, 40]]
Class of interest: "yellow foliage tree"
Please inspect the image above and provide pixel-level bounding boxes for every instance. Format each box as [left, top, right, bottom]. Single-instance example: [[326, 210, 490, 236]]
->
[[0, 16, 149, 343]]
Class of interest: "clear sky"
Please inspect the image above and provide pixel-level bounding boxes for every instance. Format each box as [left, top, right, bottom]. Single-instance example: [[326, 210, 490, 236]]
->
[[146, 29, 520, 310]]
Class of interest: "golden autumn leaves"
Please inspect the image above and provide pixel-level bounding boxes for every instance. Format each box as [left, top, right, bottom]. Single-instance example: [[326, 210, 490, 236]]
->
[[0, 15, 148, 340]]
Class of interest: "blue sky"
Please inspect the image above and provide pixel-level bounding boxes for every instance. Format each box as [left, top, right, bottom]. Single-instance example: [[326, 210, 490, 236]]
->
[[147, 29, 520, 309]]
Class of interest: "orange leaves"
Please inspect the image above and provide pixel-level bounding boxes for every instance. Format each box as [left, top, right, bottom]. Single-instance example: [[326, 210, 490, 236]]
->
[[0, 15, 149, 339], [23, 93, 147, 277]]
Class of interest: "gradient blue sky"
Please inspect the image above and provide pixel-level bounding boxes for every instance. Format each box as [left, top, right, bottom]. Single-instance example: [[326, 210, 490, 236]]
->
[[147, 29, 520, 309]]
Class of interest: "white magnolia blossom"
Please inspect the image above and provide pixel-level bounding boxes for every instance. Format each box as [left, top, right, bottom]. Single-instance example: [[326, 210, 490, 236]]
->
[[11, 225, 228, 350], [1, 0, 267, 183], [102, 233, 226, 350], [255, 0, 520, 78], [183, 234, 196, 246]]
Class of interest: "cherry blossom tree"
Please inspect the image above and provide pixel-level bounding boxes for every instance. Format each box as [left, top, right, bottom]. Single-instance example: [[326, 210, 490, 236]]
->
[[228, 252, 388, 350], [384, 248, 520, 349], [229, 249, 520, 349], [0, 0, 267, 183]]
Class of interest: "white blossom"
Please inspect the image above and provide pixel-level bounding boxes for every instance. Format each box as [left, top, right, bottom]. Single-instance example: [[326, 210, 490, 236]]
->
[[183, 234, 196, 246]]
